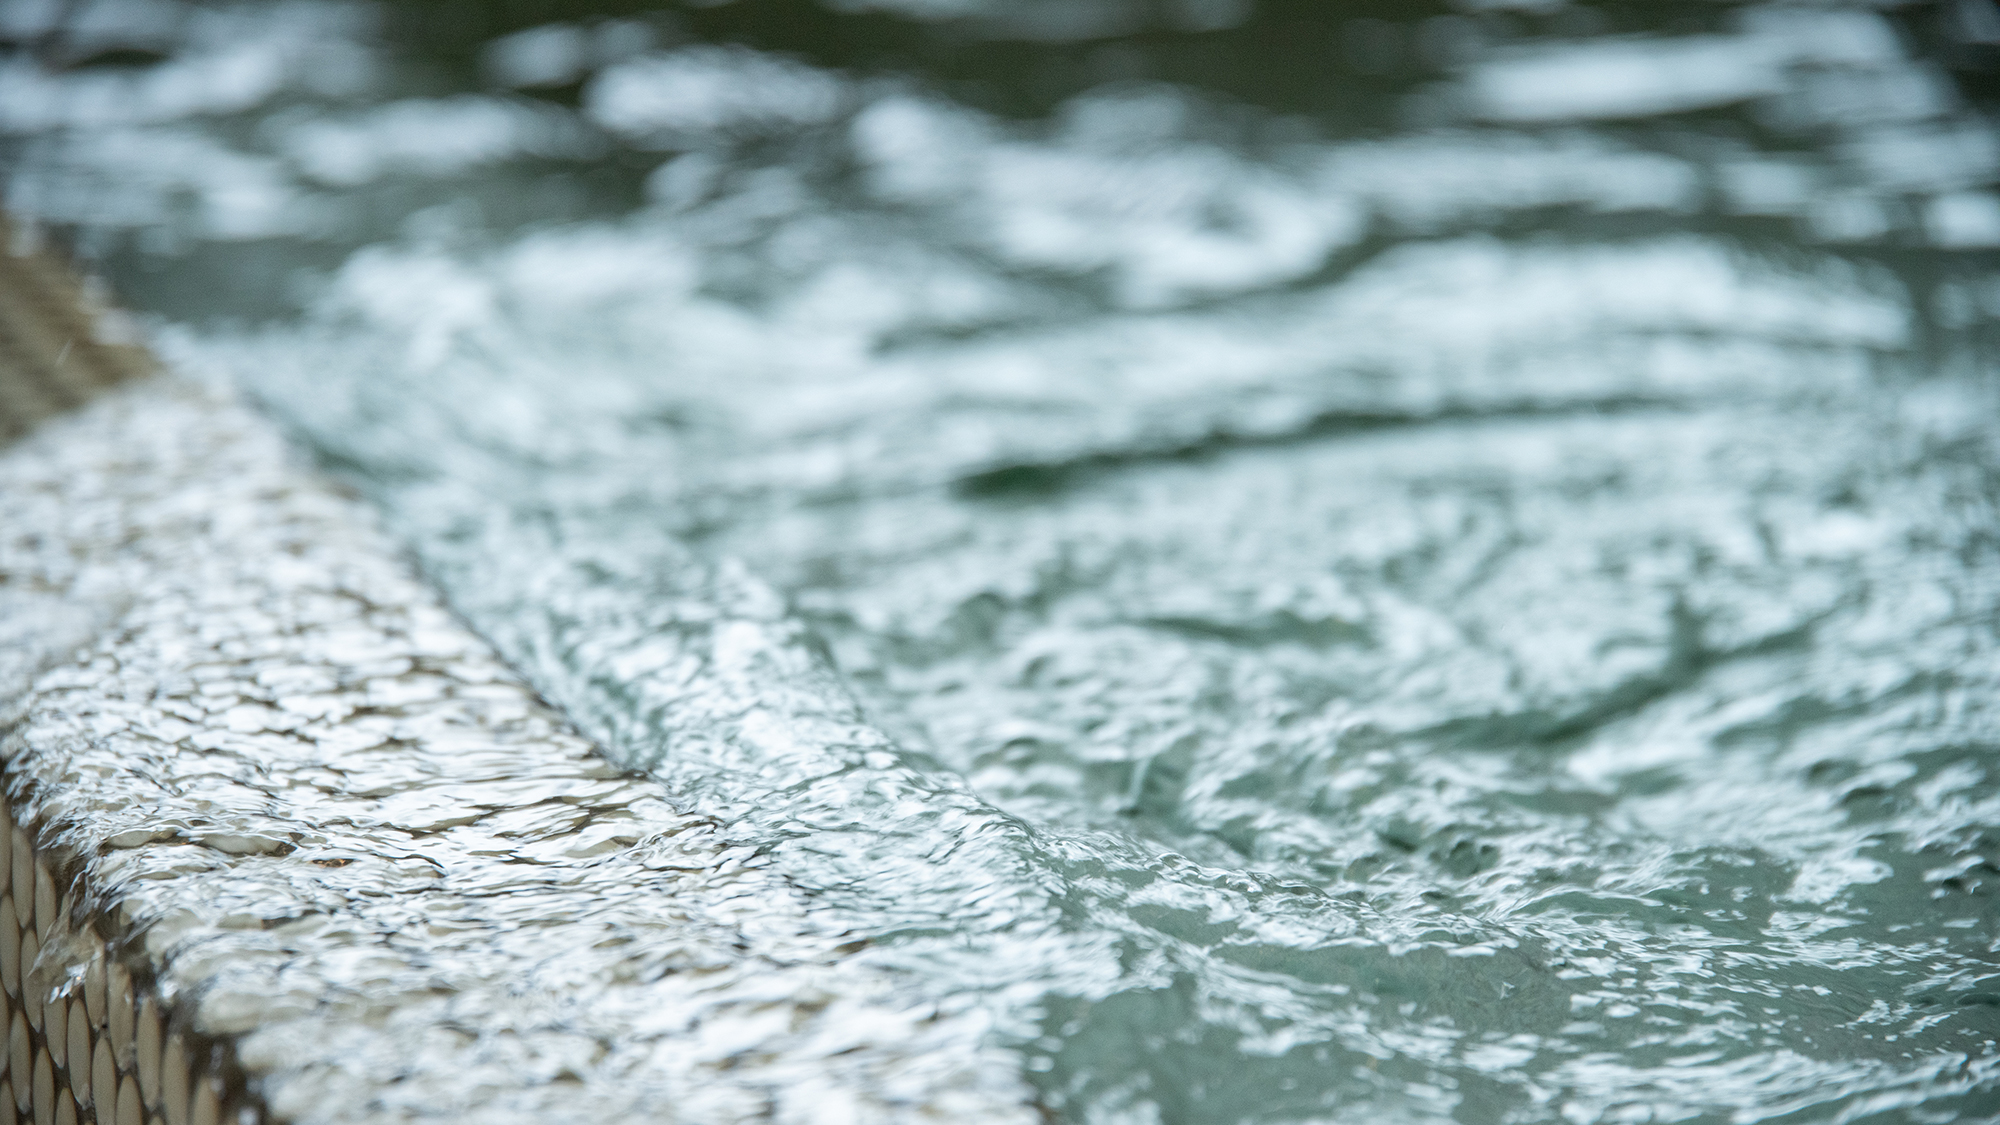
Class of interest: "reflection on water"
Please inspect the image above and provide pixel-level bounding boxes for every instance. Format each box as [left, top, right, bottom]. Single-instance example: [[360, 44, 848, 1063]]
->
[[6, 0, 2000, 1120]]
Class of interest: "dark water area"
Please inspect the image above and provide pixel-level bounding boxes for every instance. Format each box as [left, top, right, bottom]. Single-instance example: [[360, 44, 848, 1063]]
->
[[6, 0, 2000, 1121]]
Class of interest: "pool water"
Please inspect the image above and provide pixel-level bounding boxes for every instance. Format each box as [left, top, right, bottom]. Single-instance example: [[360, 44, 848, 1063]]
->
[[5, 0, 1999, 1120]]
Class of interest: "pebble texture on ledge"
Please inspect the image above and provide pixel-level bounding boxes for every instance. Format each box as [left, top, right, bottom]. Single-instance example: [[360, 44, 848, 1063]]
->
[[0, 219, 151, 444], [0, 375, 1035, 1124]]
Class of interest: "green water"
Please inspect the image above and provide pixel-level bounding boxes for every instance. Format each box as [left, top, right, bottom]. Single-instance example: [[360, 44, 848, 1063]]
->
[[5, 0, 2000, 1120]]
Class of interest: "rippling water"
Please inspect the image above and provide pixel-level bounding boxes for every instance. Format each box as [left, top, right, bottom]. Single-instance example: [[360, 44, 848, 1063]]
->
[[6, 0, 2000, 1119]]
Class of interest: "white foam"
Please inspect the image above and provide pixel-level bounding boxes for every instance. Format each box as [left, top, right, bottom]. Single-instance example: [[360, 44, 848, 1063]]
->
[[279, 97, 594, 186], [586, 47, 846, 144]]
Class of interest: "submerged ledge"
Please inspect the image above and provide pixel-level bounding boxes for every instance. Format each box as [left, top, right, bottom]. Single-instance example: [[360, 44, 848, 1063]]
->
[[0, 230, 1034, 1123]]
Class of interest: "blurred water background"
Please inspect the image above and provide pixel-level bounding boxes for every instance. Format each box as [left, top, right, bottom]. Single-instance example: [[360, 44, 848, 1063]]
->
[[5, 0, 2000, 1120]]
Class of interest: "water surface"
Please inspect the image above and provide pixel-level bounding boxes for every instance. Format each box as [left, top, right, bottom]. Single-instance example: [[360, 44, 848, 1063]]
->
[[5, 1, 2000, 1120]]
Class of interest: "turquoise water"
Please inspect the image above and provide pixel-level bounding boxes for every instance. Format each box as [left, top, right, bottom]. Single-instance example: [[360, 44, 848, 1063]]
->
[[6, 1, 2000, 1120]]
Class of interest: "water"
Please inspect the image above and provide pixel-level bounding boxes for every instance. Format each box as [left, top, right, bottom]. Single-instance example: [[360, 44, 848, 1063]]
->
[[6, 1, 2000, 1120]]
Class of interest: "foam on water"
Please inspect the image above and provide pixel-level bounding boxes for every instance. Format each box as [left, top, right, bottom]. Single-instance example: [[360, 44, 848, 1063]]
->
[[7, 1, 1999, 1120]]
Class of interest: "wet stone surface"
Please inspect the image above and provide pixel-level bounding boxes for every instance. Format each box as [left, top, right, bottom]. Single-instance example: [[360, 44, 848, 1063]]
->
[[0, 379, 1033, 1123]]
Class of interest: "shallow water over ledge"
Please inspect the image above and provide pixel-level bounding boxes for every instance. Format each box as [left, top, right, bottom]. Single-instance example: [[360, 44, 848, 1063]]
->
[[6, 0, 2000, 1120]]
